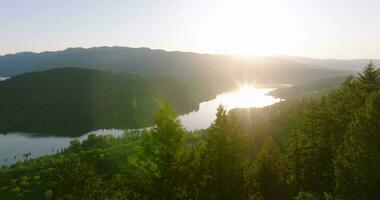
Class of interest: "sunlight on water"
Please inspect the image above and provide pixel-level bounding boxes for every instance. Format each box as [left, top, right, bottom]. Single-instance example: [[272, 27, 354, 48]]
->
[[0, 85, 281, 166], [219, 85, 281, 108], [179, 84, 282, 131]]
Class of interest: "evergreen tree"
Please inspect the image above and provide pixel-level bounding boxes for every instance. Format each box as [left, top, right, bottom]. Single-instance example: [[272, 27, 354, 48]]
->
[[334, 91, 380, 200], [358, 62, 379, 95], [246, 137, 289, 200], [199, 105, 247, 200], [283, 99, 336, 195], [149, 103, 188, 200], [329, 76, 363, 132], [51, 156, 103, 200]]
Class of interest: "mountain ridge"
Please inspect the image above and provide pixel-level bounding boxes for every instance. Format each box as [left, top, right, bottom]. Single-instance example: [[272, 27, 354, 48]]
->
[[0, 46, 351, 84], [279, 55, 380, 71]]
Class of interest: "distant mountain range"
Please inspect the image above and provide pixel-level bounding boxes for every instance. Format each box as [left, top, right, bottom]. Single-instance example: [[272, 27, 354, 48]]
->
[[279, 56, 379, 71], [0, 46, 354, 84]]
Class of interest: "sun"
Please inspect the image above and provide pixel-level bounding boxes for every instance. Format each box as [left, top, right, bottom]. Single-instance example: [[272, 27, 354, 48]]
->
[[188, 0, 305, 56]]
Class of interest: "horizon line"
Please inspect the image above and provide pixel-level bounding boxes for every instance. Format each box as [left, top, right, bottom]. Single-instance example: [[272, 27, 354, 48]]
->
[[1, 45, 379, 61]]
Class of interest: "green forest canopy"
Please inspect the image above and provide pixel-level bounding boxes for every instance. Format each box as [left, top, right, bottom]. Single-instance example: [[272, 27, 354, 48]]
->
[[0, 68, 220, 136], [0, 63, 379, 200]]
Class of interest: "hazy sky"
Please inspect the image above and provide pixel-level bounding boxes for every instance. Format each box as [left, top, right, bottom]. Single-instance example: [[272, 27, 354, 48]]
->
[[1, 0, 379, 59]]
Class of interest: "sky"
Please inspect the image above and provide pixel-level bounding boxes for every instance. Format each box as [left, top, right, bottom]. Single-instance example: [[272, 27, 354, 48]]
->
[[0, 0, 379, 59]]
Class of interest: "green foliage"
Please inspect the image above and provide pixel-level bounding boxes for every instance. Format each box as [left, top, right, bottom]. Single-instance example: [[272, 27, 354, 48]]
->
[[0, 68, 206, 136], [198, 106, 247, 200], [358, 62, 380, 94], [0, 63, 379, 200], [270, 77, 346, 100], [283, 98, 337, 193], [147, 103, 189, 199], [334, 91, 380, 200], [294, 191, 318, 200], [235, 63, 380, 199], [246, 137, 289, 200]]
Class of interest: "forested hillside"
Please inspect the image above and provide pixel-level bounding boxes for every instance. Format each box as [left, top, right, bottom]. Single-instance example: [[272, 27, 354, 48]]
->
[[0, 64, 379, 199], [0, 68, 214, 135], [0, 47, 349, 84], [233, 63, 380, 199], [269, 76, 346, 100], [268, 68, 380, 100]]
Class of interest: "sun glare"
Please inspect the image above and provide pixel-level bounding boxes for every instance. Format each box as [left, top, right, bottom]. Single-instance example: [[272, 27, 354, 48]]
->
[[189, 0, 305, 56], [218, 84, 282, 109], [179, 84, 282, 130]]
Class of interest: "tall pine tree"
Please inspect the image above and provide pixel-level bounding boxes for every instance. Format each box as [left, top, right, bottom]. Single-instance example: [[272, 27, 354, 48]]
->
[[199, 105, 247, 200], [148, 103, 188, 200], [335, 91, 380, 200]]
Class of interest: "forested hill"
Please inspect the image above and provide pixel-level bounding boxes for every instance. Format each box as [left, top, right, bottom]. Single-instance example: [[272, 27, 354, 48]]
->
[[0, 46, 350, 83], [269, 76, 347, 100], [0, 64, 379, 200], [0, 68, 206, 135], [270, 68, 380, 100]]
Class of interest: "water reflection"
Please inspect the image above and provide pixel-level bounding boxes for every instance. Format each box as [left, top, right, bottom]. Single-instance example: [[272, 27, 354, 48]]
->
[[179, 84, 282, 130], [0, 129, 124, 166], [0, 85, 282, 166]]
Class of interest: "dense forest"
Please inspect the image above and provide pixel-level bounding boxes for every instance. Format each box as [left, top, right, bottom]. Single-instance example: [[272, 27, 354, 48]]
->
[[0, 68, 222, 136], [0, 63, 379, 199], [269, 77, 346, 100]]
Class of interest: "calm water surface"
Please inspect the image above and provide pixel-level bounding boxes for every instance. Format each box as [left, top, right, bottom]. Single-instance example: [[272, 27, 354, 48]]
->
[[0, 84, 282, 166], [179, 85, 282, 130], [0, 129, 124, 165]]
